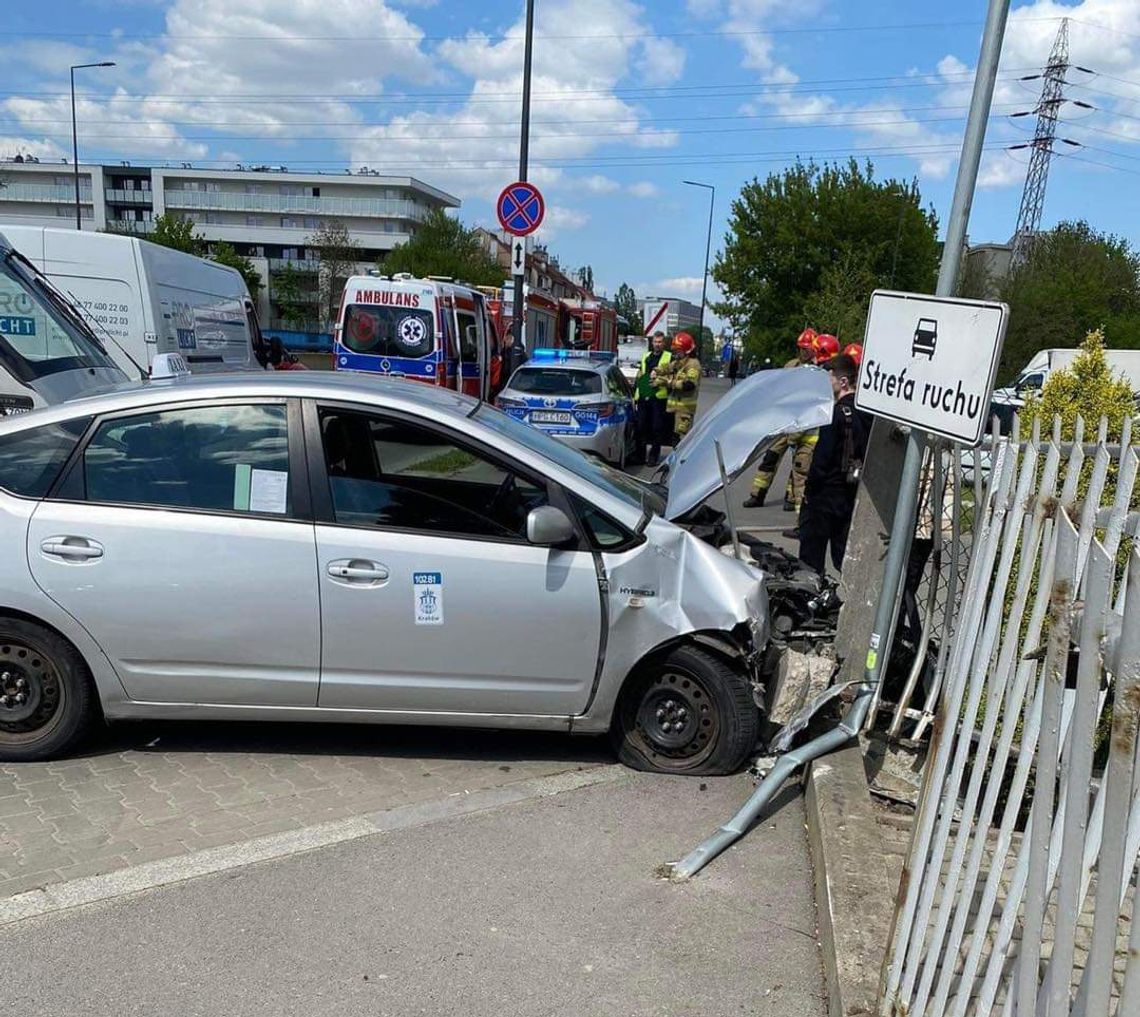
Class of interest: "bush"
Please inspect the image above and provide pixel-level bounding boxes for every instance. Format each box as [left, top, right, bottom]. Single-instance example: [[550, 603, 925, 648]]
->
[[1021, 329, 1135, 443]]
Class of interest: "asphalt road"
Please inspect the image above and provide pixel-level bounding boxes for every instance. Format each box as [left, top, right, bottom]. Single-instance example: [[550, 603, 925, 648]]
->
[[0, 371, 825, 1016], [0, 771, 824, 1017]]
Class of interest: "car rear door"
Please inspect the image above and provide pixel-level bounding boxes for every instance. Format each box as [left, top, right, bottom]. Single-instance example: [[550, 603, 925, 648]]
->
[[25, 397, 321, 707], [306, 400, 604, 717]]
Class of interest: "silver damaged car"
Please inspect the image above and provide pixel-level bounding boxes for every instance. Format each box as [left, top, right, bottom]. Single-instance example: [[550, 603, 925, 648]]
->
[[0, 368, 832, 774]]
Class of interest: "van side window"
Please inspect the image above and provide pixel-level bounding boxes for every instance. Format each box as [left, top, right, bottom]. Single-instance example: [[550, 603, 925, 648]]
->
[[0, 417, 91, 498]]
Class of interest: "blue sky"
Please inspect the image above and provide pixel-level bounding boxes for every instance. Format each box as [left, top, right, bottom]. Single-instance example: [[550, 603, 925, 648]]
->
[[3, 0, 1140, 325]]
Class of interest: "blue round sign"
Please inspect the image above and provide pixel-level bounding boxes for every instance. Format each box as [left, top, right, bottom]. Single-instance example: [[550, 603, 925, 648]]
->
[[497, 181, 545, 237]]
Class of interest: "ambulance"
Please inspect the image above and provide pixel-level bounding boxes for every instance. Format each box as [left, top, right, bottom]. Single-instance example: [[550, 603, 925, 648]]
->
[[332, 273, 500, 400]]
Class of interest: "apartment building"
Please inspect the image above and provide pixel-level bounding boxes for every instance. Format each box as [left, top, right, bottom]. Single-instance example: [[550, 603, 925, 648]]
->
[[0, 157, 460, 338]]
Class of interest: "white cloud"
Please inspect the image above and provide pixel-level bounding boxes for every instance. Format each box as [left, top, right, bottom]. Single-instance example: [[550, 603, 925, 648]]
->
[[636, 37, 686, 86], [538, 204, 590, 238], [0, 136, 67, 162], [2, 0, 440, 162], [578, 174, 622, 194], [629, 181, 660, 198], [353, 0, 683, 202]]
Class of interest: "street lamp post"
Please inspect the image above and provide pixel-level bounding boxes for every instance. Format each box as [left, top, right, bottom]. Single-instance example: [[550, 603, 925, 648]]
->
[[683, 180, 715, 357], [70, 61, 115, 230]]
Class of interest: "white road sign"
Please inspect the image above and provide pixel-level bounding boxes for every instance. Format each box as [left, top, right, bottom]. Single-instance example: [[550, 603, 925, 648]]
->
[[511, 237, 528, 278], [855, 289, 1009, 446]]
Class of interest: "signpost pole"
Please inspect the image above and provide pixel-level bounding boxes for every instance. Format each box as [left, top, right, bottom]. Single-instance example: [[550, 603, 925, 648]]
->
[[512, 0, 536, 356], [856, 0, 1011, 707]]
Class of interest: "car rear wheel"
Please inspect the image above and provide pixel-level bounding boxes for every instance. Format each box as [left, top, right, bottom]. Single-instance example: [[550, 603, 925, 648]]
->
[[0, 619, 98, 762], [610, 645, 759, 775]]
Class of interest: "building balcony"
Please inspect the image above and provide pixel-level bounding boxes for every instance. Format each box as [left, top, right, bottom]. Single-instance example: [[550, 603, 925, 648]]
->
[[161, 188, 430, 222], [268, 257, 321, 273], [106, 219, 155, 234], [0, 183, 93, 204], [105, 188, 154, 204]]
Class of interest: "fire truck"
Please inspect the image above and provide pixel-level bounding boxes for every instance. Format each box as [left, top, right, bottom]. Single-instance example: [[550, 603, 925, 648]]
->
[[480, 287, 618, 355]]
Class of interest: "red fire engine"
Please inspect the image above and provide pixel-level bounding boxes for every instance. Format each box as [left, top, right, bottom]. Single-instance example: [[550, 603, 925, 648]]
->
[[480, 287, 618, 355]]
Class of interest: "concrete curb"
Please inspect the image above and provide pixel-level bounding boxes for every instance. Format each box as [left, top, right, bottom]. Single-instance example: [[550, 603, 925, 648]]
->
[[804, 744, 896, 1017]]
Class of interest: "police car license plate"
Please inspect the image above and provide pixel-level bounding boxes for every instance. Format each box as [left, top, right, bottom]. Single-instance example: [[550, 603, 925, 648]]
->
[[531, 410, 572, 425]]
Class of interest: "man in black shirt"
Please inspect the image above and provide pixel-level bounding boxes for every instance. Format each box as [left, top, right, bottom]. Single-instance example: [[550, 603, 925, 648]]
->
[[798, 354, 871, 575]]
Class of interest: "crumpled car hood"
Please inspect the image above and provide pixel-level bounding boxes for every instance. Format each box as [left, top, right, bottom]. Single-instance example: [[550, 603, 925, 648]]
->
[[661, 367, 834, 520]]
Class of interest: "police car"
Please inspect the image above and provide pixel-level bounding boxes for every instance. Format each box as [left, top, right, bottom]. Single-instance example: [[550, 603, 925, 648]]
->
[[496, 350, 637, 467]]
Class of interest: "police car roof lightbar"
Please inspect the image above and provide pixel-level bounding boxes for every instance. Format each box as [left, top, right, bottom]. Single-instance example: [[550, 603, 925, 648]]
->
[[530, 349, 616, 363]]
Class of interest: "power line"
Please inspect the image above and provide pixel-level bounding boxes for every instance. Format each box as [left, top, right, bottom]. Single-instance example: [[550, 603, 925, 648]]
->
[[0, 103, 1018, 133], [0, 77, 1033, 109], [0, 141, 1002, 173], [0, 20, 1035, 43], [0, 68, 1022, 102]]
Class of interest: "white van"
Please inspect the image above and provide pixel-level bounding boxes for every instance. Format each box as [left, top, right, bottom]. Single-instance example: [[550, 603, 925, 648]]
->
[[0, 232, 128, 413], [0, 225, 262, 377]]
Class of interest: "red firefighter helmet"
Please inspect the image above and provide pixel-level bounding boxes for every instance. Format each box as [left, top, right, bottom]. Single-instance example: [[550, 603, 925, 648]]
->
[[672, 331, 696, 355], [843, 342, 863, 366], [796, 327, 818, 350], [814, 333, 840, 363]]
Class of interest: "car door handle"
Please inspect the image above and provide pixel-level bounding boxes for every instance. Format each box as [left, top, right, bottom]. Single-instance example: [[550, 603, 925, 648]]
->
[[326, 559, 389, 584], [40, 537, 104, 561]]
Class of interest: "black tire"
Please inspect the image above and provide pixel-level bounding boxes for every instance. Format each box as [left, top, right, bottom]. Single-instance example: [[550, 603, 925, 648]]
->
[[610, 644, 759, 776], [0, 618, 98, 762]]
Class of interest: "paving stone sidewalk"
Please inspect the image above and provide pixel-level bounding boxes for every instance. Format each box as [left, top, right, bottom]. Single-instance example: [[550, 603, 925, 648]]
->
[[0, 720, 611, 899]]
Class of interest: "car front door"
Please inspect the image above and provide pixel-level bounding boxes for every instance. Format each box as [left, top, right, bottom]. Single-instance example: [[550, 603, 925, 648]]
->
[[25, 398, 321, 706], [306, 401, 604, 717]]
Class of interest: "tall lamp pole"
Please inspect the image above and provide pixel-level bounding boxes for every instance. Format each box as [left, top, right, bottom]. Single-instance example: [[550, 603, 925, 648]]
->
[[512, 0, 536, 355], [683, 180, 715, 357], [70, 61, 115, 230]]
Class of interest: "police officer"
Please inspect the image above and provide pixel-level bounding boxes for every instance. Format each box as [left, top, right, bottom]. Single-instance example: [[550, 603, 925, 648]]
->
[[744, 328, 823, 511], [797, 353, 871, 575], [655, 331, 701, 443], [634, 331, 671, 465]]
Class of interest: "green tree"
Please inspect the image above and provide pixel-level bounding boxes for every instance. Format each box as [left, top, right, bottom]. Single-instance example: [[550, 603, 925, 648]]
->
[[800, 250, 878, 344], [308, 219, 361, 328], [712, 159, 939, 364], [270, 264, 311, 328], [379, 210, 503, 288], [147, 213, 206, 256], [614, 282, 642, 334], [1021, 329, 1136, 444], [210, 241, 262, 297], [998, 221, 1140, 384]]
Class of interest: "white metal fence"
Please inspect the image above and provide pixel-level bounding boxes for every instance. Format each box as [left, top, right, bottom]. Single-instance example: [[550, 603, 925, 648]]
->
[[878, 415, 1140, 1017]]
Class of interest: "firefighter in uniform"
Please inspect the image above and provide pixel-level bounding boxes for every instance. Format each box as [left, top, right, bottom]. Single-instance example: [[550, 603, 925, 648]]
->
[[653, 331, 701, 444], [743, 329, 837, 514], [797, 353, 872, 575]]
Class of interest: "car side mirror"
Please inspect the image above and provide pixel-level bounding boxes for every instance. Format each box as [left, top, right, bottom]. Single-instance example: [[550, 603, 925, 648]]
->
[[526, 505, 576, 547]]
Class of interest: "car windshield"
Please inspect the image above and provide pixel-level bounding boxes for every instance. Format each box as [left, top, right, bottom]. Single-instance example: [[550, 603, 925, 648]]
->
[[509, 367, 602, 396], [341, 305, 436, 359], [472, 402, 665, 517], [0, 251, 118, 382]]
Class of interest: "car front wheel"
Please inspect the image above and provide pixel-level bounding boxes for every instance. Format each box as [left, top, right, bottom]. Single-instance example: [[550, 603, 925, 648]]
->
[[611, 645, 759, 775], [0, 618, 98, 762]]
